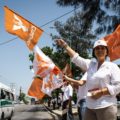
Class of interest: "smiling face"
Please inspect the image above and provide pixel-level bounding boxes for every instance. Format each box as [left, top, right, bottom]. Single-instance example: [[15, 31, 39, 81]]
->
[[94, 45, 108, 63]]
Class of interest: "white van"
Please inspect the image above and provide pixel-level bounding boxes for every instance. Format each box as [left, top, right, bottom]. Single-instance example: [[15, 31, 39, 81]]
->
[[0, 82, 14, 120]]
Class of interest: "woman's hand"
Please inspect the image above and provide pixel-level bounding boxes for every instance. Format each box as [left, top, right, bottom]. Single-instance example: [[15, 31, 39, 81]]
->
[[56, 39, 68, 48], [56, 39, 76, 58], [64, 75, 71, 81], [90, 90, 103, 100]]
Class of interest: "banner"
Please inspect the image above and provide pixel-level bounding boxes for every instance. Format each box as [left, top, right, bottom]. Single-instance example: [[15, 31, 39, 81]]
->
[[28, 77, 45, 99], [42, 66, 63, 96], [33, 46, 63, 96], [103, 25, 120, 61], [33, 45, 55, 78], [4, 6, 43, 50]]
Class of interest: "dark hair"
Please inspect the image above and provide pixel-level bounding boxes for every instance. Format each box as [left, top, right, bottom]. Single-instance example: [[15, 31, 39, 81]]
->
[[92, 46, 109, 58]]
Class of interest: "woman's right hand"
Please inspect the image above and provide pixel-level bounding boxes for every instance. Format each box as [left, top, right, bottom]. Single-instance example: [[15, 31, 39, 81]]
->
[[56, 39, 67, 48], [56, 38, 76, 58]]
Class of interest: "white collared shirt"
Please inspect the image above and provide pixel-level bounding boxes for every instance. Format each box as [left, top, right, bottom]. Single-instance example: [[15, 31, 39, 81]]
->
[[76, 73, 87, 106], [61, 84, 73, 102], [71, 53, 120, 109]]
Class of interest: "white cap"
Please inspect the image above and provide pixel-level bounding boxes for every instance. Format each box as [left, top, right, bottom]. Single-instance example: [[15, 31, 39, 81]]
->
[[93, 39, 107, 48]]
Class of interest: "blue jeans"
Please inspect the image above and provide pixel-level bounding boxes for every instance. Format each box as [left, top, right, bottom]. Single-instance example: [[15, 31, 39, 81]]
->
[[62, 100, 74, 120], [78, 99, 86, 120]]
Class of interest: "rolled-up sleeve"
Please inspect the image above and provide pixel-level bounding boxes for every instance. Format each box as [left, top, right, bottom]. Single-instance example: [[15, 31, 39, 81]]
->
[[71, 53, 90, 72], [107, 64, 120, 96]]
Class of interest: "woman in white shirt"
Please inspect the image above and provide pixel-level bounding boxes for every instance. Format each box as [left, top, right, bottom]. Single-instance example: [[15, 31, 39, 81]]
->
[[56, 39, 120, 120]]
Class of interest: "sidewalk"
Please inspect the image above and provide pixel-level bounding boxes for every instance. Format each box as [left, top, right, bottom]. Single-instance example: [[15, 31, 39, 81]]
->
[[44, 103, 79, 119], [52, 107, 79, 120]]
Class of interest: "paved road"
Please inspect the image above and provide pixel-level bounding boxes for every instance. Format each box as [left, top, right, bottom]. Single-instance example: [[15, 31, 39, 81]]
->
[[12, 104, 120, 120], [12, 104, 54, 120]]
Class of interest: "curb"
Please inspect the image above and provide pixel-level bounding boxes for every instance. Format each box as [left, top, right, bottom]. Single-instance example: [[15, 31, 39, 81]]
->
[[44, 104, 60, 120]]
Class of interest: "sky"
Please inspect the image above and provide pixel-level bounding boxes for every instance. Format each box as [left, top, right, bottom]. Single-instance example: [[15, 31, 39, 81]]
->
[[0, 0, 75, 95]]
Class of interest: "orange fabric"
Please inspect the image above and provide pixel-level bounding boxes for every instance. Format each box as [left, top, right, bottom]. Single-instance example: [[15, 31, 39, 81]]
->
[[44, 73, 54, 89], [34, 52, 53, 78], [4, 6, 43, 50], [103, 25, 120, 61], [42, 70, 63, 95], [28, 77, 45, 99], [37, 66, 49, 75], [33, 46, 63, 96], [52, 66, 61, 75]]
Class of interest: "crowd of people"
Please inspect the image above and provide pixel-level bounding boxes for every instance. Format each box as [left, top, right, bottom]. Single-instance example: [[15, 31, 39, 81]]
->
[[47, 95, 62, 110]]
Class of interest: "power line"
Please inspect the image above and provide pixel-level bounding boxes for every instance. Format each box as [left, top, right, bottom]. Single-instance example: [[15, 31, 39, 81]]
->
[[0, 6, 80, 46], [40, 7, 79, 27], [0, 37, 18, 45]]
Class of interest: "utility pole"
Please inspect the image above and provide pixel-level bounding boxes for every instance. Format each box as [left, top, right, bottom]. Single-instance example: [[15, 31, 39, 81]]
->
[[19, 86, 22, 101], [20, 86, 22, 95], [10, 83, 15, 93]]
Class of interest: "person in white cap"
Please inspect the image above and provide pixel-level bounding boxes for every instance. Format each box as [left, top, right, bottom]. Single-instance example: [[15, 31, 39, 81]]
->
[[56, 39, 120, 120]]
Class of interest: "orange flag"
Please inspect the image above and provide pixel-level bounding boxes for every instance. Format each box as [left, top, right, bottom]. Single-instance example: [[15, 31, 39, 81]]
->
[[4, 6, 43, 50], [42, 66, 63, 96], [103, 25, 120, 61], [28, 77, 45, 99], [33, 46, 63, 96], [33, 46, 55, 78]]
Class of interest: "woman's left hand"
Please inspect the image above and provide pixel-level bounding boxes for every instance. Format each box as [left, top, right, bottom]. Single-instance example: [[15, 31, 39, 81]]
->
[[90, 90, 103, 100]]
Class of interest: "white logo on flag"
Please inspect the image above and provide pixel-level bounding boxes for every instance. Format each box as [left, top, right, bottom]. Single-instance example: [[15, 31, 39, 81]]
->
[[13, 14, 28, 32]]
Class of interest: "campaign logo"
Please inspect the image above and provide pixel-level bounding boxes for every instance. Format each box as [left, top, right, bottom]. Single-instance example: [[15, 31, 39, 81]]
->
[[13, 14, 28, 32]]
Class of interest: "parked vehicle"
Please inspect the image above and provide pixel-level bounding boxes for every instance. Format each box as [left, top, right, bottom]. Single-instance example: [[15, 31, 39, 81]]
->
[[0, 82, 14, 120]]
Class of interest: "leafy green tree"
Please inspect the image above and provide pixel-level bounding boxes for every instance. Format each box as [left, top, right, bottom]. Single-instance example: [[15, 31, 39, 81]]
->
[[56, 0, 120, 35], [19, 92, 29, 104], [42, 47, 53, 58], [19, 92, 25, 101]]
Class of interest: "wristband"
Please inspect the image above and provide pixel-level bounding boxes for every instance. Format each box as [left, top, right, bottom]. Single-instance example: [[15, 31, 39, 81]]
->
[[101, 89, 104, 95]]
